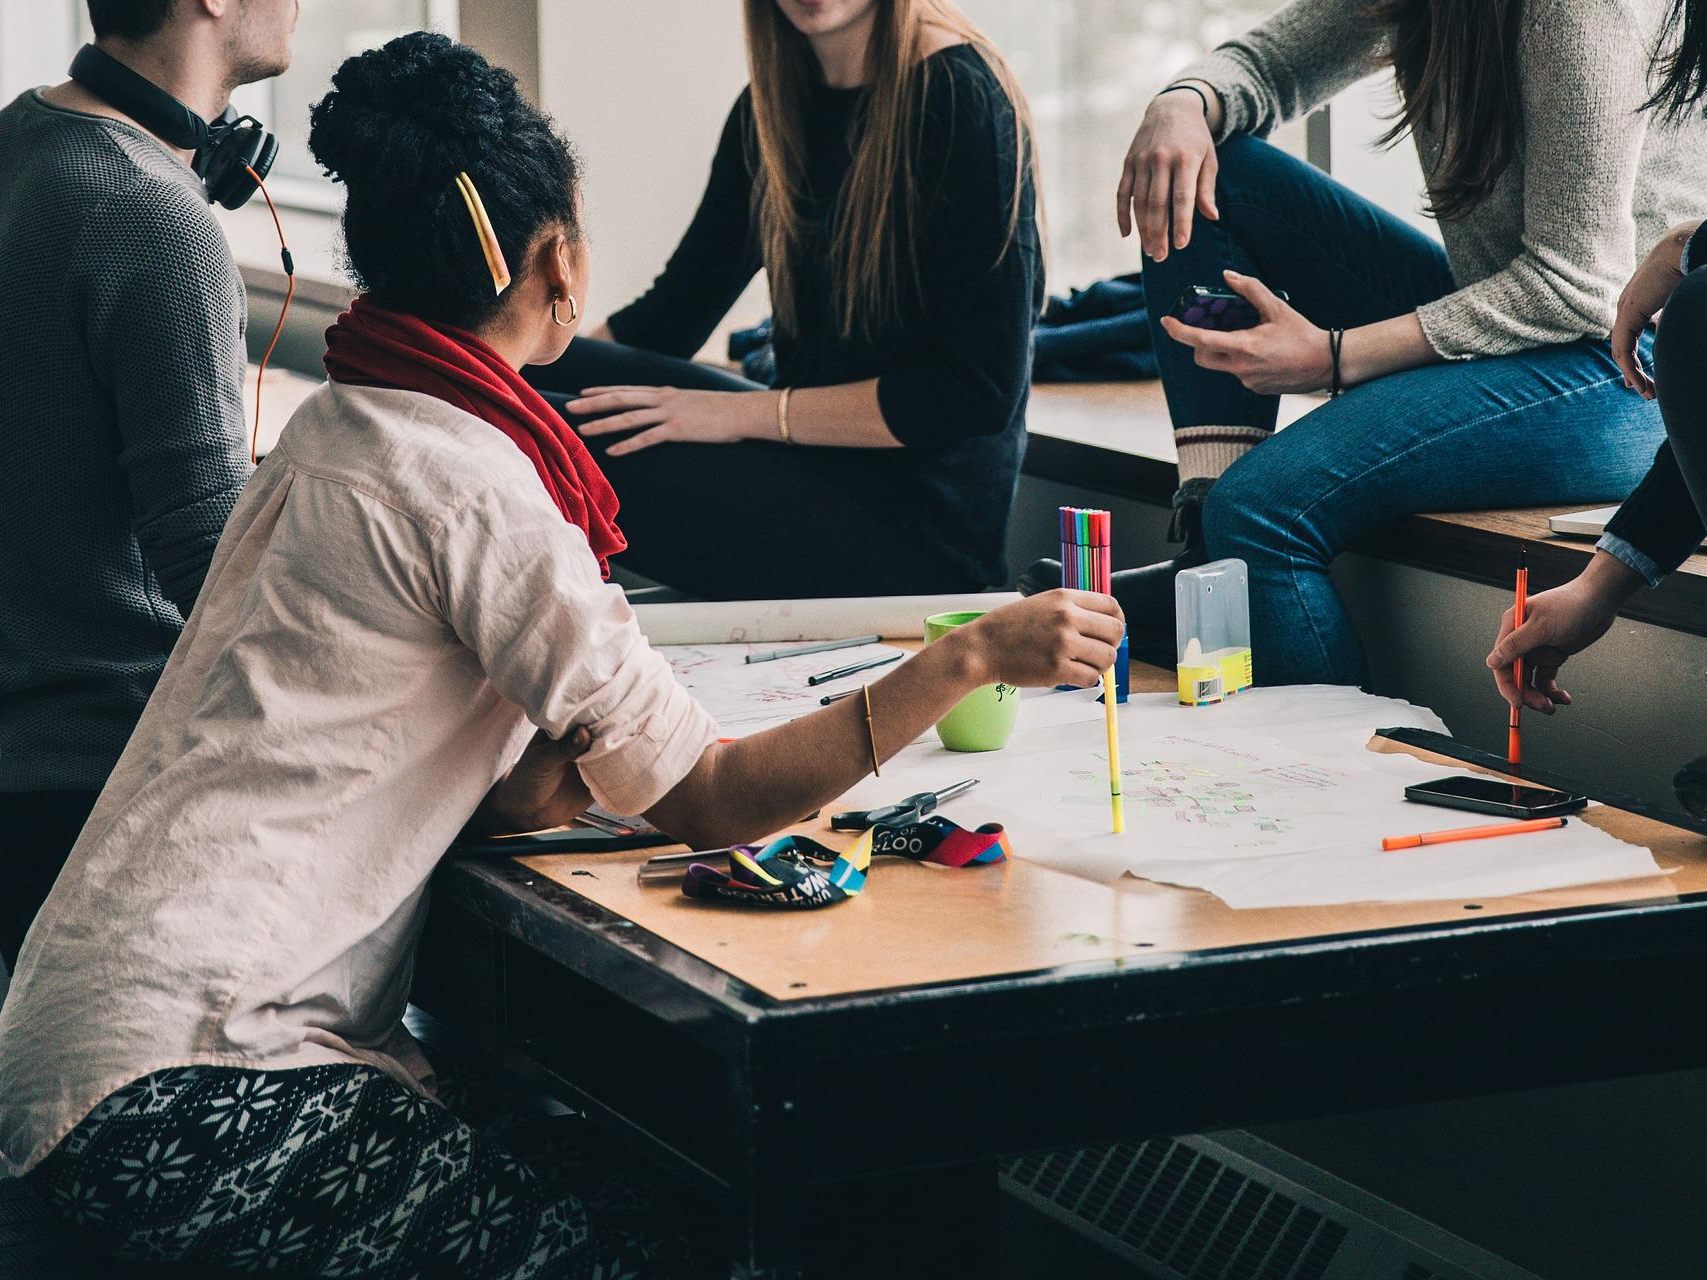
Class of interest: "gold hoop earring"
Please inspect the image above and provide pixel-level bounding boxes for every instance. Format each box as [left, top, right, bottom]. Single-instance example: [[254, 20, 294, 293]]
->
[[551, 295, 578, 328]]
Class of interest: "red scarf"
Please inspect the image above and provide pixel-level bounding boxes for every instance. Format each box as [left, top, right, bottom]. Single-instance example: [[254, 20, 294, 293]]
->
[[323, 297, 625, 575]]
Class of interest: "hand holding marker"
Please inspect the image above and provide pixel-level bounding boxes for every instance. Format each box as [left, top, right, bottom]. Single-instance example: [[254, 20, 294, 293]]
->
[[1060, 506, 1125, 834], [1508, 549, 1529, 767]]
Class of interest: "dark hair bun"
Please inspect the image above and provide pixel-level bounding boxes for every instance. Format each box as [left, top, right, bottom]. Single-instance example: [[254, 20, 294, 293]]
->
[[307, 31, 581, 330], [309, 32, 513, 194]]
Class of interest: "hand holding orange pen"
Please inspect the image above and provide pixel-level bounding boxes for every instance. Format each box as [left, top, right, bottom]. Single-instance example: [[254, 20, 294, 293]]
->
[[1507, 549, 1528, 767]]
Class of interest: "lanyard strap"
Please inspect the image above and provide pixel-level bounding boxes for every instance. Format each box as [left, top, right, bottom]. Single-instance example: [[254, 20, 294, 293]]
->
[[680, 818, 1009, 910]]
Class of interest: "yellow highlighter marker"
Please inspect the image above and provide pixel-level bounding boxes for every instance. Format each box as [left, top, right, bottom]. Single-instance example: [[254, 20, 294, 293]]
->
[[1102, 667, 1124, 833]]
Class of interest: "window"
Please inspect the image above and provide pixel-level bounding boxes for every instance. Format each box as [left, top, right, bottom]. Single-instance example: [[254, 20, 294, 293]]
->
[[965, 0, 1301, 291], [2, 1, 455, 213], [234, 0, 458, 211]]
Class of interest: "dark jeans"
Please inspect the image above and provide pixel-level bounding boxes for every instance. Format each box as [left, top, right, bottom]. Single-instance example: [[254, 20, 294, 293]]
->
[[526, 339, 985, 600], [1660, 271, 1707, 514], [1141, 136, 1664, 685], [1602, 265, 1707, 575], [0, 789, 98, 970], [1141, 134, 1458, 433]]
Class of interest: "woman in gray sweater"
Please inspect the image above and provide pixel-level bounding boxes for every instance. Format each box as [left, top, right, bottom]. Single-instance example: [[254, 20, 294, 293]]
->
[[1053, 0, 1707, 685]]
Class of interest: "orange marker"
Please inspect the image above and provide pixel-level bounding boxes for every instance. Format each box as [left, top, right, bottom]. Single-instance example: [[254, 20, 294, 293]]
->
[[1508, 549, 1529, 767], [1382, 815, 1566, 852]]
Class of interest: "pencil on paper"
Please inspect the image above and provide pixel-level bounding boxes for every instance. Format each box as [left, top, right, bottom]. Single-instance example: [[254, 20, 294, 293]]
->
[[745, 634, 882, 664], [1382, 816, 1566, 851], [806, 651, 903, 686]]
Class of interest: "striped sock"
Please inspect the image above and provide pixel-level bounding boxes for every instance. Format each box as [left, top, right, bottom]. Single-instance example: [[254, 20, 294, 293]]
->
[[1174, 425, 1272, 483]]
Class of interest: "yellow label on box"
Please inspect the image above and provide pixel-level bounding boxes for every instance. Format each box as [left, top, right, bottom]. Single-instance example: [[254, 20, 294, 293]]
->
[[1177, 647, 1253, 706]]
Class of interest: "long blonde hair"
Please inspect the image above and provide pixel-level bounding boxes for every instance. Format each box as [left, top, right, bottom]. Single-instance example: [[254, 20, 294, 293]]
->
[[742, 0, 1040, 339]]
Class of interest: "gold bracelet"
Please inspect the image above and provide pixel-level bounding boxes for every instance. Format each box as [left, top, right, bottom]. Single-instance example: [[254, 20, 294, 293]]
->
[[776, 386, 793, 445], [862, 683, 881, 778]]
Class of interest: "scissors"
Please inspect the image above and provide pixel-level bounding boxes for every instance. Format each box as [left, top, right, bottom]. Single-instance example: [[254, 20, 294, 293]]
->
[[830, 778, 979, 832]]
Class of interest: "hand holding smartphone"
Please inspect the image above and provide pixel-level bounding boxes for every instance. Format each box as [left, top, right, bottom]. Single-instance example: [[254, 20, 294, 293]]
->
[[1170, 285, 1290, 332]]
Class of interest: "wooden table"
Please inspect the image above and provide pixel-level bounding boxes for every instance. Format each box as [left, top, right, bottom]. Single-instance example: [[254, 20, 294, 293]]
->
[[413, 664, 1707, 1279]]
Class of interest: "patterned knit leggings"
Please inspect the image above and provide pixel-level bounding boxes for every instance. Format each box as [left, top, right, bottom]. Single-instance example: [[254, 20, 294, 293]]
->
[[27, 1064, 692, 1278]]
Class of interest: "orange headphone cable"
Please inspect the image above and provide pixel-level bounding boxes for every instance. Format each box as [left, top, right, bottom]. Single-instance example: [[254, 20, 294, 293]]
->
[[244, 164, 295, 464]]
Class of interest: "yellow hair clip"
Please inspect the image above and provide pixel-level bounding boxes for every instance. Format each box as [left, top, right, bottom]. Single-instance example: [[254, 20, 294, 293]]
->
[[453, 170, 512, 296]]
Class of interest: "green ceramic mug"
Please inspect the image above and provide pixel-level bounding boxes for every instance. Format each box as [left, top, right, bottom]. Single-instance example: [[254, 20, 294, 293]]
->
[[924, 610, 1020, 752]]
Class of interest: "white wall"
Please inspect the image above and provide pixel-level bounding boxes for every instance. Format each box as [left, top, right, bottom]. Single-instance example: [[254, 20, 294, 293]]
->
[[0, 2, 79, 104], [537, 2, 765, 333]]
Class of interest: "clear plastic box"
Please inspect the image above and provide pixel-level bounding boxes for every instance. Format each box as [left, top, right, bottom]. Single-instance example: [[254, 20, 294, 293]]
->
[[1175, 558, 1253, 706]]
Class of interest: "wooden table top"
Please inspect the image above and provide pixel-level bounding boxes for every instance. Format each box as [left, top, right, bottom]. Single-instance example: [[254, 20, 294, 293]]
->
[[515, 663, 1707, 1003]]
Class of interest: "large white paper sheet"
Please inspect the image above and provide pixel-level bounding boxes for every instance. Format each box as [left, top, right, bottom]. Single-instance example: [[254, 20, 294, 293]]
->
[[634, 593, 1019, 645], [659, 641, 909, 736], [829, 685, 1665, 908]]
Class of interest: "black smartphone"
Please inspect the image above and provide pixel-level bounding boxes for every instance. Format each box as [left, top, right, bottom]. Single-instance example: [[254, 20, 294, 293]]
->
[[1170, 285, 1290, 332], [1404, 775, 1587, 820]]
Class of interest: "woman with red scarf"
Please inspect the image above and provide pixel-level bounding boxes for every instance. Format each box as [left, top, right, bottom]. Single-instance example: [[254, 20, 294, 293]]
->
[[0, 35, 1122, 1278]]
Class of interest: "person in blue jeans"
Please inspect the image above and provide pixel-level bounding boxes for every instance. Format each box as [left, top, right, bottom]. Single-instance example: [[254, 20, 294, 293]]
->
[[1022, 0, 1707, 686]]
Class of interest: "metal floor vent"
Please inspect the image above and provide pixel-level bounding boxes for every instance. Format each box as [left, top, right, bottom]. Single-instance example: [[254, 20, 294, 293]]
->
[[1000, 1132, 1543, 1280]]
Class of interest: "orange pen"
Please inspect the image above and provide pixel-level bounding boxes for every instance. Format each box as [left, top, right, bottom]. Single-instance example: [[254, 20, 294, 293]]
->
[[1382, 816, 1566, 852], [1507, 549, 1528, 767]]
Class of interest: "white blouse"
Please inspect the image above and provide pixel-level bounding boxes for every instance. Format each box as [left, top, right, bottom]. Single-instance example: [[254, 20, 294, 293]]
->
[[0, 382, 716, 1175]]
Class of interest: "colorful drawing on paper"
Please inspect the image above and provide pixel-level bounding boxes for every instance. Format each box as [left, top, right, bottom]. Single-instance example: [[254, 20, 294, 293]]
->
[[1062, 761, 1292, 835], [1050, 735, 1377, 843]]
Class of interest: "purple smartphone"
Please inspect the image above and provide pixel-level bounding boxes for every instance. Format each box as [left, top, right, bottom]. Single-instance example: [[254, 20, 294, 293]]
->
[[1170, 285, 1289, 331]]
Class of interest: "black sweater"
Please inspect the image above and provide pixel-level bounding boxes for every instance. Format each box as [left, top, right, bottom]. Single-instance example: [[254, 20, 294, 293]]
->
[[1601, 224, 1707, 581], [607, 45, 1043, 588], [0, 92, 250, 793]]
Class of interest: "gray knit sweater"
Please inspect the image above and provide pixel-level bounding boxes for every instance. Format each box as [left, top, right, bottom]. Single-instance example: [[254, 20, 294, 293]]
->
[[0, 91, 251, 793], [1176, 0, 1707, 358]]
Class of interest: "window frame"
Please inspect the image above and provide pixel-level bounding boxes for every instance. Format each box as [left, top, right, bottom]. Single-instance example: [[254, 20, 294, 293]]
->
[[235, 0, 461, 214]]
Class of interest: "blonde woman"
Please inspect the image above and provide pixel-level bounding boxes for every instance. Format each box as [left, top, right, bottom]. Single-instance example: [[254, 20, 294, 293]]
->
[[528, 0, 1043, 600]]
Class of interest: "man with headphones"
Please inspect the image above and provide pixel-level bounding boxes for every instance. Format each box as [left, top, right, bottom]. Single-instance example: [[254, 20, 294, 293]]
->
[[0, 0, 298, 971]]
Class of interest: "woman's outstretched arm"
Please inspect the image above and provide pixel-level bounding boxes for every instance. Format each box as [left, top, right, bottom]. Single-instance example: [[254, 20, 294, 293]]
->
[[645, 590, 1124, 850]]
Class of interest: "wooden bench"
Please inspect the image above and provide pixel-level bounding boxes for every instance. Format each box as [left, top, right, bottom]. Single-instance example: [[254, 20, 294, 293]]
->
[[1024, 381, 1707, 638]]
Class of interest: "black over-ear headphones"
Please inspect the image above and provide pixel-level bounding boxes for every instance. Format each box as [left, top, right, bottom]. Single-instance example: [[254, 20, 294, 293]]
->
[[69, 44, 278, 210]]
